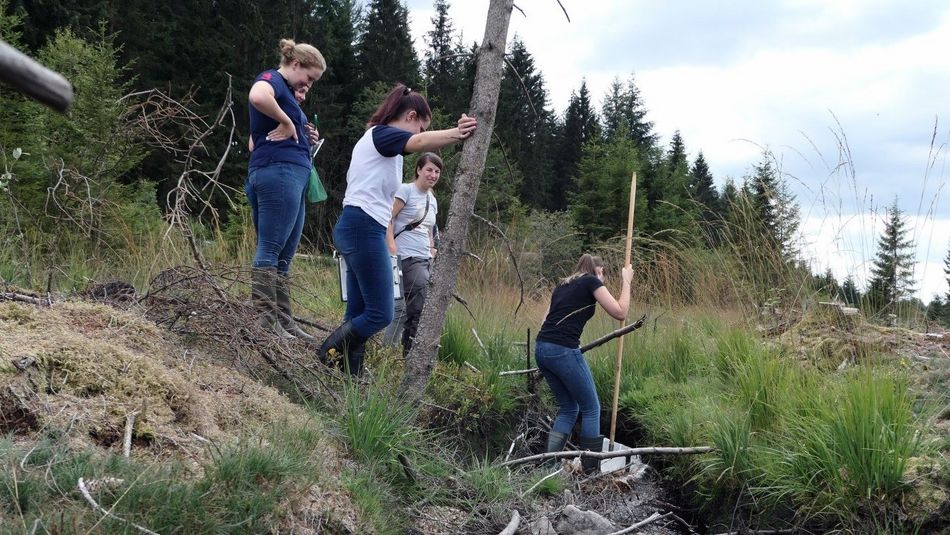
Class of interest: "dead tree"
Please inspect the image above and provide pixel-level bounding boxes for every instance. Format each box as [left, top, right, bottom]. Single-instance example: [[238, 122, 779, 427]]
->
[[399, 0, 514, 398]]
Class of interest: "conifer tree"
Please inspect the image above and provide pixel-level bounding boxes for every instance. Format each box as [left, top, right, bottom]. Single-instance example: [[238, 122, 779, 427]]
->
[[570, 126, 646, 244], [495, 38, 555, 210], [688, 151, 721, 245], [841, 274, 860, 305], [423, 0, 464, 112], [600, 74, 656, 149], [356, 0, 420, 88], [551, 80, 600, 211], [647, 131, 696, 238], [866, 199, 916, 313]]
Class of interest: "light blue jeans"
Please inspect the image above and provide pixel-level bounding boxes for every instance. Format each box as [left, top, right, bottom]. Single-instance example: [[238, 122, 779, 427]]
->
[[535, 340, 601, 437]]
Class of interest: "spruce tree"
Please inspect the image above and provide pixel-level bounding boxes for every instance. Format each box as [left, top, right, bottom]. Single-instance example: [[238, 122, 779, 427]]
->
[[570, 126, 646, 244], [866, 199, 916, 313], [841, 274, 860, 305], [647, 131, 696, 238], [357, 0, 420, 88], [423, 0, 464, 112], [688, 151, 721, 245], [551, 80, 600, 211], [600, 74, 656, 149], [495, 38, 556, 210]]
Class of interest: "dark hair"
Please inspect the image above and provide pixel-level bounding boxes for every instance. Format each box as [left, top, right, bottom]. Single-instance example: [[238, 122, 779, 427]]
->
[[367, 84, 432, 128], [561, 254, 604, 284], [415, 152, 443, 175]]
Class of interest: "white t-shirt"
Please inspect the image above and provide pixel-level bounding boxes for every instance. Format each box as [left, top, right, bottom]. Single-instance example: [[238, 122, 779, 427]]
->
[[342, 125, 413, 227], [393, 182, 437, 259]]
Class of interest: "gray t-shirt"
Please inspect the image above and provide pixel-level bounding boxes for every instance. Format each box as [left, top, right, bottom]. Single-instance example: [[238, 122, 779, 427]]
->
[[393, 182, 437, 259]]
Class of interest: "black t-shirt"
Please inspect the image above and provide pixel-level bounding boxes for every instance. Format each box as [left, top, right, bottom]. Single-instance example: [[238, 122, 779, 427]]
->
[[537, 274, 604, 348]]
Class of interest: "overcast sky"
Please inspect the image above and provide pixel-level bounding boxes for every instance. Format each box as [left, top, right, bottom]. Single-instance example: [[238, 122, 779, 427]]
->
[[403, 0, 949, 301]]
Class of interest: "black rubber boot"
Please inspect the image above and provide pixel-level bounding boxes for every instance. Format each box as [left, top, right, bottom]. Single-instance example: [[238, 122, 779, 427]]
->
[[275, 273, 316, 341], [346, 341, 366, 377], [251, 267, 293, 339], [318, 321, 368, 375], [578, 435, 604, 474], [543, 431, 569, 467]]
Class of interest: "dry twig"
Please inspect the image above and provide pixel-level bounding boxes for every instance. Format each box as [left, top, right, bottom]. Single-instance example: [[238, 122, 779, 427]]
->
[[77, 478, 160, 535]]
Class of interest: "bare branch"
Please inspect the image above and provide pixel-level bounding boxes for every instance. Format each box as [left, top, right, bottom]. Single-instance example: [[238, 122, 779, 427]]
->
[[500, 446, 715, 468], [77, 478, 159, 535], [607, 512, 667, 535], [554, 0, 571, 22], [498, 510, 521, 535], [472, 213, 526, 315]]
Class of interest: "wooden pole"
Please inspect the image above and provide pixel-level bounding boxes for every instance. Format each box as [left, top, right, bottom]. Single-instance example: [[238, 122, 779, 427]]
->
[[0, 40, 73, 113], [609, 172, 637, 449]]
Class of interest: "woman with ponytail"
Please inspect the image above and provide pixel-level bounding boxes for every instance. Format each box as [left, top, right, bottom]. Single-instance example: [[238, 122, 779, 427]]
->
[[536, 254, 633, 473], [318, 84, 476, 375]]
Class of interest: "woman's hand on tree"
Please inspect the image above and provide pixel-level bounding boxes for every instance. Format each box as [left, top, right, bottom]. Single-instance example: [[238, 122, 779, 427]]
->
[[456, 113, 477, 139]]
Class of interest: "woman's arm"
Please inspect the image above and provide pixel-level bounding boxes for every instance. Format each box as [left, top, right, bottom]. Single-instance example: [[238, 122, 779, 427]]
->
[[249, 80, 297, 142], [593, 265, 634, 321], [387, 198, 407, 255], [404, 113, 477, 153]]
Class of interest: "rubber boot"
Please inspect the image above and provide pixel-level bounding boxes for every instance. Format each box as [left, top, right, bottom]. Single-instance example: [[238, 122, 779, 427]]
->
[[252, 267, 293, 339], [275, 273, 315, 341], [543, 431, 569, 468], [346, 341, 367, 377], [578, 435, 604, 474], [318, 321, 368, 375]]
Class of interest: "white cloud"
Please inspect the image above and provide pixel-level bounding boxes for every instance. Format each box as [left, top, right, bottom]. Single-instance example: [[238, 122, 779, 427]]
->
[[403, 0, 949, 299]]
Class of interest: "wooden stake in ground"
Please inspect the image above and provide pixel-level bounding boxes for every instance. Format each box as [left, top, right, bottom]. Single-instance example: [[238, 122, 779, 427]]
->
[[609, 172, 637, 449], [399, 0, 515, 398]]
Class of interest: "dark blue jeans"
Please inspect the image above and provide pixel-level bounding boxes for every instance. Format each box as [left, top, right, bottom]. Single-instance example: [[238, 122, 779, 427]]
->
[[246, 162, 309, 274], [334, 206, 394, 338], [535, 340, 601, 437]]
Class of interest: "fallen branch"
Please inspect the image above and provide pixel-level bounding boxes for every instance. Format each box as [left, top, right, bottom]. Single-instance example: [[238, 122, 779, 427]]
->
[[77, 478, 160, 535], [293, 315, 331, 332], [499, 367, 538, 376], [498, 509, 521, 535], [711, 530, 797, 535], [579, 314, 646, 353], [0, 291, 48, 306], [500, 446, 715, 468], [499, 315, 647, 376], [505, 432, 526, 462], [608, 511, 667, 535]]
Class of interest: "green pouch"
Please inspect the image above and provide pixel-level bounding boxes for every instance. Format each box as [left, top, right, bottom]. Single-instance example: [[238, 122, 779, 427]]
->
[[306, 167, 327, 203]]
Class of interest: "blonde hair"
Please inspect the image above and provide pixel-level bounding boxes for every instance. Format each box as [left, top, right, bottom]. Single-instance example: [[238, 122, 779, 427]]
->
[[560, 254, 604, 285], [279, 38, 326, 71]]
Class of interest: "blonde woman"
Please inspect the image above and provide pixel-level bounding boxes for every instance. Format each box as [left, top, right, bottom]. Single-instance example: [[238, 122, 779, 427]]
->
[[536, 254, 633, 473], [247, 39, 325, 339]]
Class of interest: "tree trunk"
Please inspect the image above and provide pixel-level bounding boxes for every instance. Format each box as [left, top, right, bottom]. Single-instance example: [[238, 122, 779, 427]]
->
[[399, 0, 513, 398]]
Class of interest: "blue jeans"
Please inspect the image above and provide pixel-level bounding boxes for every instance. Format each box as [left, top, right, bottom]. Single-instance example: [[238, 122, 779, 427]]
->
[[535, 340, 601, 437], [246, 162, 309, 274], [333, 206, 394, 338]]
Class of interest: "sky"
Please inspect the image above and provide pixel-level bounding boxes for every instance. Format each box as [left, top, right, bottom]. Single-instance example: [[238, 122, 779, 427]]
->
[[403, 0, 949, 301]]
